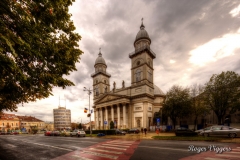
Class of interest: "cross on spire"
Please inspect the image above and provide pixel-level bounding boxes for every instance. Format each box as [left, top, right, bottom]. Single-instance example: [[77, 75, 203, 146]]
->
[[98, 47, 102, 56], [140, 17, 145, 29]]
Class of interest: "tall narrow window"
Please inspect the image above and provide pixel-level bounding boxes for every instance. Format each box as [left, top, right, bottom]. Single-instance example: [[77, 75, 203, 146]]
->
[[95, 87, 99, 96], [148, 70, 152, 81], [136, 69, 141, 82]]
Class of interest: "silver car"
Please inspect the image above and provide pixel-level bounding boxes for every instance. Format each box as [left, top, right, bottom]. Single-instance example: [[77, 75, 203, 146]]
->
[[70, 130, 86, 137], [201, 126, 240, 138]]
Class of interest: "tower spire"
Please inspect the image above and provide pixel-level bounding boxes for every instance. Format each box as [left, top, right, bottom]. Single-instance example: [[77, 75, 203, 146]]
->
[[98, 47, 102, 56], [140, 17, 145, 29]]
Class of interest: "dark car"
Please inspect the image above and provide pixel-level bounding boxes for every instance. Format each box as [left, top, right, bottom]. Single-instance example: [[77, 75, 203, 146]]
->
[[175, 127, 198, 136], [115, 129, 126, 135], [0, 131, 6, 135], [11, 131, 19, 135], [128, 129, 140, 134], [51, 131, 60, 136], [97, 133, 105, 137]]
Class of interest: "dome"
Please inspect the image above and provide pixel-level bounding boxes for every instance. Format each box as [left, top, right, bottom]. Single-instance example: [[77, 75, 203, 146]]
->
[[95, 51, 106, 66], [154, 84, 165, 96], [134, 23, 151, 44]]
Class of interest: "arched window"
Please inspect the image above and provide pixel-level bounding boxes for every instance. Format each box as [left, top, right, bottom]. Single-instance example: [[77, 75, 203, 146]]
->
[[104, 80, 106, 84], [136, 69, 141, 82], [105, 86, 107, 93], [95, 86, 99, 96]]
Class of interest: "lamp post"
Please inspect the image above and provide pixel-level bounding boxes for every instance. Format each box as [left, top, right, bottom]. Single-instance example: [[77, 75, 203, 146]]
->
[[83, 87, 92, 136]]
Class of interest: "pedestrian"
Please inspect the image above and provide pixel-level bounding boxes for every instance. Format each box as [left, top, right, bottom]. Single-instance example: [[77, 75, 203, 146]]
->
[[141, 128, 143, 134], [144, 128, 147, 136]]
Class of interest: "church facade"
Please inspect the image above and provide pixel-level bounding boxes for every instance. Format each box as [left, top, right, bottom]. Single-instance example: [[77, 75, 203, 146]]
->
[[92, 21, 165, 130]]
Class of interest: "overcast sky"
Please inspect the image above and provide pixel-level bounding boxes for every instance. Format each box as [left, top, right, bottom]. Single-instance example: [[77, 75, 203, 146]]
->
[[7, 0, 240, 123]]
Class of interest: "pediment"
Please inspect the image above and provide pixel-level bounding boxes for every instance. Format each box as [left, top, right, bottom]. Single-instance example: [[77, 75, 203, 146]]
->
[[96, 94, 125, 104]]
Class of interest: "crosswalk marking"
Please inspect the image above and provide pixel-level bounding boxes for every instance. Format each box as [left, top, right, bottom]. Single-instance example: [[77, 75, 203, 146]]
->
[[204, 158, 228, 160], [82, 151, 118, 159], [89, 148, 123, 154], [97, 145, 127, 150], [217, 154, 240, 158], [102, 143, 130, 148], [53, 140, 140, 160]]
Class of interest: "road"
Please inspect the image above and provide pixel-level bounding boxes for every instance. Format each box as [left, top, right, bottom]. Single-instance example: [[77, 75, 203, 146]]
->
[[0, 134, 239, 160]]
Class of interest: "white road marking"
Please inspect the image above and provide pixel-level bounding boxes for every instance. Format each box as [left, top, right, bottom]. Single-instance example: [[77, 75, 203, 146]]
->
[[102, 144, 130, 148], [225, 151, 240, 154], [82, 151, 118, 159], [20, 140, 73, 151], [71, 155, 93, 160], [106, 142, 133, 145], [89, 148, 123, 154], [6, 144, 17, 148], [97, 146, 127, 150], [217, 154, 240, 158], [139, 146, 187, 152], [204, 158, 228, 160]]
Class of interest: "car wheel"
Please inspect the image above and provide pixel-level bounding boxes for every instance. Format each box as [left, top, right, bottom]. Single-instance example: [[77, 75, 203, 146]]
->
[[78, 134, 80, 137], [229, 133, 236, 138], [204, 133, 209, 137]]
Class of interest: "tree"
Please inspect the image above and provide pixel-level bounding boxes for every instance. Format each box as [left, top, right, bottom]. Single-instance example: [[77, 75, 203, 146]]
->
[[110, 121, 114, 129], [190, 84, 210, 130], [0, 0, 83, 112], [204, 71, 240, 125], [162, 85, 191, 129], [78, 123, 82, 129]]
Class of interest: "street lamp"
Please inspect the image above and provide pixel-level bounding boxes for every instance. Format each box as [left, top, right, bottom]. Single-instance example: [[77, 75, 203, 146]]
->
[[83, 87, 92, 136]]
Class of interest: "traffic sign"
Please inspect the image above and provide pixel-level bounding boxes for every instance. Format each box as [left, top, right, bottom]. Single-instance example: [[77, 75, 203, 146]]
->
[[104, 121, 107, 125], [157, 118, 160, 123]]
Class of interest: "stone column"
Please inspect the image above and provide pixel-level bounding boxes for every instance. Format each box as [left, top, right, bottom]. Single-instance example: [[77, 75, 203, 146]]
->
[[105, 107, 108, 130], [100, 108, 103, 130], [111, 105, 114, 122], [95, 109, 98, 130], [117, 104, 120, 129], [123, 103, 126, 129]]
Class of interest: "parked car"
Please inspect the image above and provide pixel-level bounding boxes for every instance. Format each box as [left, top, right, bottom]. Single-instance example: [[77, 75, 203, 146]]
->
[[70, 130, 86, 137], [61, 131, 71, 137], [97, 133, 105, 137], [201, 126, 240, 138], [128, 129, 140, 134], [11, 131, 19, 135], [115, 129, 126, 135], [51, 131, 60, 136], [175, 127, 198, 136], [0, 131, 6, 135], [44, 131, 52, 136], [198, 125, 223, 136]]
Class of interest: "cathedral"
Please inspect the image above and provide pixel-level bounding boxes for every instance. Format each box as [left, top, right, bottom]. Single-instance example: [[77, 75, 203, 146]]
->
[[92, 21, 165, 130]]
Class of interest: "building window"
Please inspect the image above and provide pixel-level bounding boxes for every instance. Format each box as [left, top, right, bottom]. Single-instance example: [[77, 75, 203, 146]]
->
[[95, 87, 99, 96], [148, 70, 152, 81], [2, 123, 4, 126], [16, 123, 18, 126], [137, 61, 140, 66], [136, 69, 141, 82], [12, 123, 13, 126]]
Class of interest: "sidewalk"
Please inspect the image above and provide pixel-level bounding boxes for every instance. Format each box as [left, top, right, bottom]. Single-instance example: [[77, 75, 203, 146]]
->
[[103, 131, 175, 140]]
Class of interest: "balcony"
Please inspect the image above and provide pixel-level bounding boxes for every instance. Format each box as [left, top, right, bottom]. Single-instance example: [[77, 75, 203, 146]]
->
[[129, 46, 156, 58]]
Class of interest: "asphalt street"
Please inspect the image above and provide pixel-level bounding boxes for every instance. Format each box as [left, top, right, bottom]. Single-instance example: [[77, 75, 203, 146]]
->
[[0, 134, 238, 160]]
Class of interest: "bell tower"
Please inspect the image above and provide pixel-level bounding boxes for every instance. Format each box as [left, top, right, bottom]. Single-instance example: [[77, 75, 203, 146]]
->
[[129, 19, 156, 87], [91, 48, 111, 99]]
